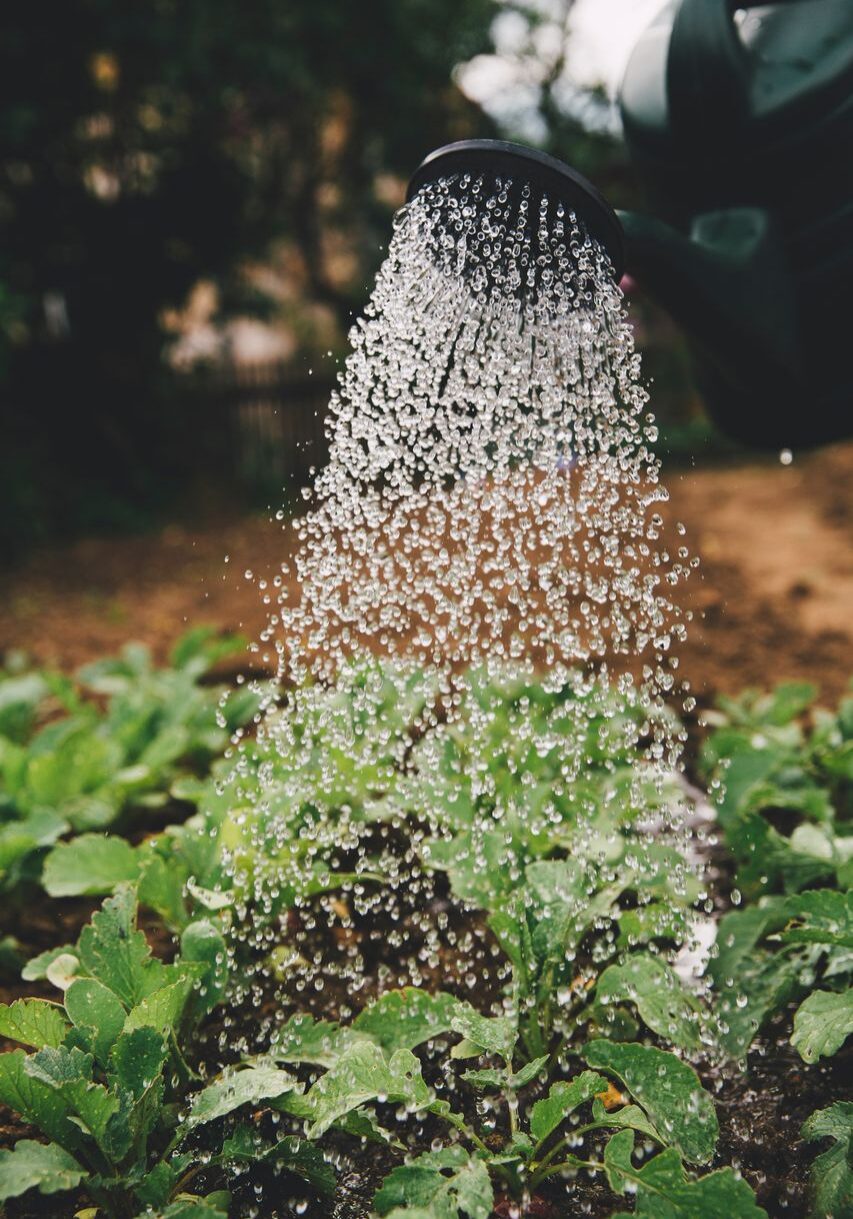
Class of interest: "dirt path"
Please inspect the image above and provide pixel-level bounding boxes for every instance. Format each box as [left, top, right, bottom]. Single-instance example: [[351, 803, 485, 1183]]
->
[[2, 440, 851, 707]]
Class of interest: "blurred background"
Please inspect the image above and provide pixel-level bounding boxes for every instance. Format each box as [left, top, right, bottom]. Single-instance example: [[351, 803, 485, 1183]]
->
[[0, 0, 699, 551], [1, 0, 850, 702]]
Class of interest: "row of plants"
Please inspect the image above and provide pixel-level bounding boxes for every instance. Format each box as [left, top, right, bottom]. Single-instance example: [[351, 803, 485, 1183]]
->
[[0, 641, 850, 1217]]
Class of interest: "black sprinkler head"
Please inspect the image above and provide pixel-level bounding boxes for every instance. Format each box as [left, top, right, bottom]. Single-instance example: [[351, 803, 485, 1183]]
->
[[406, 139, 625, 281]]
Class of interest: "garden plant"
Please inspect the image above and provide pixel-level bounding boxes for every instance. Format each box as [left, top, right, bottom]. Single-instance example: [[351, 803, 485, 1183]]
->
[[0, 641, 850, 1218]]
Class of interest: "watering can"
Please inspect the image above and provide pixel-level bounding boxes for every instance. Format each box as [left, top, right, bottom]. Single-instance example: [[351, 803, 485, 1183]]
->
[[407, 0, 853, 449]]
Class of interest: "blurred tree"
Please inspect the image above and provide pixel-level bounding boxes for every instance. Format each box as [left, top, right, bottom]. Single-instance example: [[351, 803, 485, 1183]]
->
[[0, 0, 496, 552]]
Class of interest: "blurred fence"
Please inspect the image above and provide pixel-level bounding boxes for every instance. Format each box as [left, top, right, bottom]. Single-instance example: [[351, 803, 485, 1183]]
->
[[209, 360, 334, 492]]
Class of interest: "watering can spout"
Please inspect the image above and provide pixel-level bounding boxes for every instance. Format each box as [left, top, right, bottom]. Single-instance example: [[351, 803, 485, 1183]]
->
[[617, 207, 809, 447]]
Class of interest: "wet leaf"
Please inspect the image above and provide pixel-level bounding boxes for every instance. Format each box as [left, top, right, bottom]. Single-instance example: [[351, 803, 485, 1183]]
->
[[596, 955, 702, 1051], [374, 1145, 493, 1219], [353, 988, 461, 1052], [184, 1065, 297, 1132], [801, 1102, 853, 1219], [305, 1041, 432, 1138], [0, 1049, 83, 1150], [448, 1008, 516, 1062], [108, 1026, 169, 1101], [0, 999, 70, 1050], [268, 1013, 359, 1069], [25, 1046, 118, 1148], [791, 989, 853, 1063], [76, 888, 162, 1009], [65, 979, 126, 1066], [780, 889, 853, 949], [583, 1040, 718, 1165], [0, 1139, 87, 1202], [604, 1129, 766, 1217], [220, 1126, 336, 1195], [529, 1071, 609, 1143], [42, 834, 141, 897]]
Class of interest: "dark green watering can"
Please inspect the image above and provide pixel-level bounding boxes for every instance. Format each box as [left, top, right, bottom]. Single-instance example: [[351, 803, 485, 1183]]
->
[[618, 0, 853, 447]]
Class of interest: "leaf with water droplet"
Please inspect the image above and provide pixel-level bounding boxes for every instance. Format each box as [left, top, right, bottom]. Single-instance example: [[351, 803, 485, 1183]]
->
[[529, 1070, 609, 1143], [779, 889, 853, 949], [0, 999, 70, 1051], [353, 988, 461, 1052], [801, 1102, 853, 1219], [304, 1042, 432, 1138], [42, 834, 141, 898], [583, 1040, 718, 1165], [65, 979, 126, 1066], [219, 1126, 336, 1196], [596, 954, 703, 1051], [0, 1139, 87, 1203], [448, 1007, 517, 1062], [791, 988, 853, 1063], [373, 1145, 493, 1219], [603, 1128, 766, 1217], [183, 1064, 298, 1133]]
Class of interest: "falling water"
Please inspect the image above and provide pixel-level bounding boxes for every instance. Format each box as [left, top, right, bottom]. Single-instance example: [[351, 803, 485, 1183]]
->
[[221, 171, 699, 1059]]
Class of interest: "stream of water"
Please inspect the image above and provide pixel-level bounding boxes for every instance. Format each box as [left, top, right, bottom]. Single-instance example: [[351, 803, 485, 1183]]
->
[[223, 170, 700, 1055]]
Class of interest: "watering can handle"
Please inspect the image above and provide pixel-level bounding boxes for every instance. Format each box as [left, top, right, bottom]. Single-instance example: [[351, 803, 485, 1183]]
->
[[666, 0, 802, 144]]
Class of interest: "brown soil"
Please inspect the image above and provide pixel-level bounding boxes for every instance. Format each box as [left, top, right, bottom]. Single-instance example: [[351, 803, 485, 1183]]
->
[[2, 441, 852, 709]]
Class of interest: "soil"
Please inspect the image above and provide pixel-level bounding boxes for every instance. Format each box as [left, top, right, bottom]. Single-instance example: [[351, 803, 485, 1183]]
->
[[0, 441, 851, 1218], [1, 441, 852, 709]]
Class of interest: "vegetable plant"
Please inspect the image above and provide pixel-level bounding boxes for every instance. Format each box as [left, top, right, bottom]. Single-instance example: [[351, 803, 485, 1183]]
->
[[0, 629, 260, 897]]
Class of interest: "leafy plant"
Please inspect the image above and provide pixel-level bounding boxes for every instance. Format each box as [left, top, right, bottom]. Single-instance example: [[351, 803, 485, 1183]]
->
[[248, 987, 762, 1217], [710, 887, 852, 1061], [0, 629, 260, 896], [0, 887, 335, 1216], [701, 680, 853, 899]]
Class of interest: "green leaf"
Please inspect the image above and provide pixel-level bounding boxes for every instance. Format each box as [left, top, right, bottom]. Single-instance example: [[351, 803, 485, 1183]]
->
[[449, 1008, 517, 1062], [220, 1126, 336, 1195], [0, 1139, 87, 1202], [604, 1129, 766, 1218], [353, 988, 461, 1052], [305, 1041, 432, 1138], [709, 901, 789, 987], [25, 1046, 118, 1149], [76, 888, 160, 1008], [138, 852, 189, 930], [184, 1065, 297, 1132], [42, 834, 141, 897], [780, 889, 853, 949], [591, 1098, 662, 1142], [65, 979, 126, 1066], [801, 1102, 853, 1219], [507, 1055, 548, 1090], [529, 1071, 609, 1143], [711, 918, 806, 1059], [596, 955, 702, 1051], [179, 920, 229, 1018], [268, 1013, 359, 1068], [0, 1049, 82, 1150], [583, 1040, 718, 1165], [109, 1026, 169, 1100], [791, 989, 853, 1063], [0, 999, 69, 1050], [373, 1146, 493, 1219], [133, 1159, 178, 1209], [152, 1199, 229, 1218], [460, 1067, 506, 1090], [124, 977, 193, 1038]]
